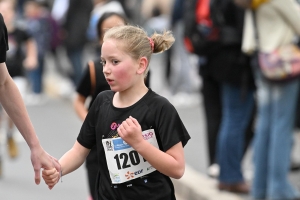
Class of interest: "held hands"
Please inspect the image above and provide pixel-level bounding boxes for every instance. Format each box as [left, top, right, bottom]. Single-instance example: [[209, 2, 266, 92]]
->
[[30, 145, 61, 185], [42, 168, 60, 189], [117, 116, 144, 149]]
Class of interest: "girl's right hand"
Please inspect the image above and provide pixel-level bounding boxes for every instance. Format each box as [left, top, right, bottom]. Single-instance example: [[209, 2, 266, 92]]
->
[[42, 168, 60, 189]]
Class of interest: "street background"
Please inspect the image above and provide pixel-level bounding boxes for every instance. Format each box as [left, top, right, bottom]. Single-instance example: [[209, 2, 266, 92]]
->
[[0, 45, 299, 200]]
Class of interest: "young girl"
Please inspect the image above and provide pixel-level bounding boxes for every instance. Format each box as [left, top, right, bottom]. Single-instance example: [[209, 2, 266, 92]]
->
[[42, 25, 190, 200], [73, 12, 129, 200]]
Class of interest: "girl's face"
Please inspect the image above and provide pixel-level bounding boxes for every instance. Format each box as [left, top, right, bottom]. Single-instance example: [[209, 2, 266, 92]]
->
[[100, 15, 126, 44], [101, 39, 145, 92]]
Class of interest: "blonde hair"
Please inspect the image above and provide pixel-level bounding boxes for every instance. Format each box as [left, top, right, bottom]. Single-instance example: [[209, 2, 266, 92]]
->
[[103, 25, 175, 76]]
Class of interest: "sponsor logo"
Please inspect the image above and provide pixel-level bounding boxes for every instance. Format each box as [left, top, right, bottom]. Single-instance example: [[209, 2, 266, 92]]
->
[[124, 169, 143, 180], [147, 166, 154, 171], [134, 169, 143, 175], [142, 131, 154, 140], [125, 171, 134, 180], [110, 122, 120, 130], [105, 141, 113, 151], [113, 138, 131, 150], [112, 174, 121, 183]]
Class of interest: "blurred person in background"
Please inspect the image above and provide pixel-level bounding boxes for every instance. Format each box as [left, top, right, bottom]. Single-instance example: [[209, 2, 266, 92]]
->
[[0, 11, 60, 185], [61, 0, 93, 87], [0, 0, 37, 161], [182, 0, 255, 183], [209, 0, 256, 193], [23, 0, 51, 105], [167, 0, 201, 106], [74, 12, 128, 200], [242, 0, 300, 199], [86, 0, 125, 45]]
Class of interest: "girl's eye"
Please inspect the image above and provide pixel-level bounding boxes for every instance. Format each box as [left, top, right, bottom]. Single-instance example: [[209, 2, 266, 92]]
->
[[112, 60, 119, 65], [100, 60, 106, 65]]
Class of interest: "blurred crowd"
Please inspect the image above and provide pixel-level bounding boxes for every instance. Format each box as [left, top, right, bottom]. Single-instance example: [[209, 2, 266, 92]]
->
[[0, 0, 300, 200]]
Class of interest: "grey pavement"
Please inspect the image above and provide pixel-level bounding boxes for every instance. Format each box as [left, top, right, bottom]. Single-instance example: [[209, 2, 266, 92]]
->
[[0, 50, 299, 200]]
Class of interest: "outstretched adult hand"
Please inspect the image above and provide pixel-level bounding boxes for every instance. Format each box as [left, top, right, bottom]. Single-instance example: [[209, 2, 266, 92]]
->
[[30, 145, 60, 185]]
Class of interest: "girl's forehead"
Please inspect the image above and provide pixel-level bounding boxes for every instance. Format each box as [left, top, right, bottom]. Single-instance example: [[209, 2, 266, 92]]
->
[[101, 39, 127, 57]]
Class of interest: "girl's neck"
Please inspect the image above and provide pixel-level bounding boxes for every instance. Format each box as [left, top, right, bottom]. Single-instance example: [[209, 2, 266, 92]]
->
[[113, 85, 149, 108]]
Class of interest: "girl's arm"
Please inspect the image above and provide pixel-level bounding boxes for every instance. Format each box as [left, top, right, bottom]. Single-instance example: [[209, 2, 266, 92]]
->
[[118, 116, 185, 179], [136, 140, 185, 179], [73, 94, 88, 121], [60, 141, 90, 176], [43, 140, 90, 189]]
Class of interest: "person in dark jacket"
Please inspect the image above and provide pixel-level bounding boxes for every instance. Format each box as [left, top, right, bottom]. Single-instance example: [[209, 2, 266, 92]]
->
[[62, 0, 93, 86]]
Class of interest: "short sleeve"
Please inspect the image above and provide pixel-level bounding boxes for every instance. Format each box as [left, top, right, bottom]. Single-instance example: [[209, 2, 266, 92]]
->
[[0, 14, 9, 63], [155, 100, 191, 151], [77, 93, 100, 149]]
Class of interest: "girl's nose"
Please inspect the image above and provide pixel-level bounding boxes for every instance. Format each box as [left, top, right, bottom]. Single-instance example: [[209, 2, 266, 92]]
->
[[103, 64, 110, 74]]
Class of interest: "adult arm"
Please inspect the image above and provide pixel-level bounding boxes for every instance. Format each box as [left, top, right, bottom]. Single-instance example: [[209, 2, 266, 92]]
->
[[0, 63, 60, 184]]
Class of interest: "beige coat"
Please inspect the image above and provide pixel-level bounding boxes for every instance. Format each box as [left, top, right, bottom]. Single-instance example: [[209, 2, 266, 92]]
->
[[242, 0, 300, 54]]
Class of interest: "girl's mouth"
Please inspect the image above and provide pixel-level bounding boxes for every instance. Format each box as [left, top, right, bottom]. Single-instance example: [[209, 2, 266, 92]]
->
[[106, 78, 113, 84]]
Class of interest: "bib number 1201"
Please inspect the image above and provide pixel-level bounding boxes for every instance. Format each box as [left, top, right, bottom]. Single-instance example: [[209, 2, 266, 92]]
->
[[114, 150, 146, 170]]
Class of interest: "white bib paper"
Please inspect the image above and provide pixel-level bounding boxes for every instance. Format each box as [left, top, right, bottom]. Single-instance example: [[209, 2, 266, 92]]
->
[[102, 129, 159, 184]]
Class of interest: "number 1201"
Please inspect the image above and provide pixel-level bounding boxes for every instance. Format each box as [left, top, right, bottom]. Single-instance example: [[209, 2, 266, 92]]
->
[[114, 150, 147, 170]]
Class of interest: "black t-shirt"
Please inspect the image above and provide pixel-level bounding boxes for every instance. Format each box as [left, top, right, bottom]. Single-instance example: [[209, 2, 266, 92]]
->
[[6, 28, 31, 77], [0, 13, 9, 63], [77, 89, 190, 200], [76, 58, 111, 165]]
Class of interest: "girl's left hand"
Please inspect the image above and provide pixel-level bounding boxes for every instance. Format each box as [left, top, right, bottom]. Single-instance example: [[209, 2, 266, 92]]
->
[[117, 116, 144, 148]]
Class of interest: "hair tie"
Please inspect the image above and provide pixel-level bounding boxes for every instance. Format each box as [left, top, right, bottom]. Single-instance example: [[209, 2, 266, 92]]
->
[[148, 37, 154, 52]]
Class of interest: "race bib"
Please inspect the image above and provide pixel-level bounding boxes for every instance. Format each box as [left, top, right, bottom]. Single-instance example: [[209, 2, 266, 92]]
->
[[102, 129, 159, 184]]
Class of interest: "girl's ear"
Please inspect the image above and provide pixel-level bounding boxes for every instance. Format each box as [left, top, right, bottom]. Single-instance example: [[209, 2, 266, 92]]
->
[[137, 57, 148, 75]]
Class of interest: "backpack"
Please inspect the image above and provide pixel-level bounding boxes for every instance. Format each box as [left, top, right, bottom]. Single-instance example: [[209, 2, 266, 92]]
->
[[183, 0, 244, 57], [183, 0, 222, 56]]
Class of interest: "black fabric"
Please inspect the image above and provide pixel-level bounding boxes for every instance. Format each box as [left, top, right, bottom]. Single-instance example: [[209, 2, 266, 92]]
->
[[200, 70, 222, 165], [183, 0, 221, 56], [76, 57, 110, 199], [210, 0, 245, 45], [77, 89, 190, 200], [76, 56, 151, 199], [296, 85, 300, 129], [63, 0, 93, 49], [208, 0, 256, 89], [0, 13, 8, 63], [6, 28, 31, 77], [208, 45, 255, 89], [86, 163, 99, 200]]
